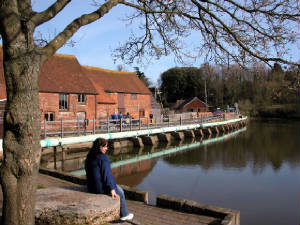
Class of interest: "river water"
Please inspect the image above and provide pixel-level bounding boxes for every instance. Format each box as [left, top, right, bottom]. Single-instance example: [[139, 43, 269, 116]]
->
[[115, 120, 300, 225]]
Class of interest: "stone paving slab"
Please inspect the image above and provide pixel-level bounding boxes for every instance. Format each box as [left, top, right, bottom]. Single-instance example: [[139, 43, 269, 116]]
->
[[35, 186, 120, 225]]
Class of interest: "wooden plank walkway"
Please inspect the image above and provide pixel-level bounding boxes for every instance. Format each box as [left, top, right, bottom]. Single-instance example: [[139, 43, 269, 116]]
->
[[120, 200, 221, 225]]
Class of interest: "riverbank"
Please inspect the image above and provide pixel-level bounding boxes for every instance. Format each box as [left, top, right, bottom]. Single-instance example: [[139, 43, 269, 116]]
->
[[0, 173, 239, 225], [242, 103, 299, 119]]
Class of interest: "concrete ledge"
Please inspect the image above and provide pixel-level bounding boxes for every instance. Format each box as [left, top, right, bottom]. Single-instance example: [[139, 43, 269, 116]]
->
[[39, 167, 87, 185], [39, 168, 149, 203], [156, 194, 240, 225], [156, 194, 186, 211], [120, 184, 149, 204], [35, 186, 120, 225], [182, 199, 207, 215]]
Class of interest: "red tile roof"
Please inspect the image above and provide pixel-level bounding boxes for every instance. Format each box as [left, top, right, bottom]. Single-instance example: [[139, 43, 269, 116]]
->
[[1, 47, 151, 103], [81, 67, 116, 104], [82, 66, 152, 95], [0, 48, 98, 96], [40, 54, 98, 95], [173, 97, 207, 110]]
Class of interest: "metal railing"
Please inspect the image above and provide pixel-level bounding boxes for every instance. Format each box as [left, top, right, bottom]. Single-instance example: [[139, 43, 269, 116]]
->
[[41, 114, 227, 138]]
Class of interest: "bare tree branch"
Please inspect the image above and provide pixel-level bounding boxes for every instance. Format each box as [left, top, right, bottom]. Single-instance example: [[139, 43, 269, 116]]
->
[[109, 0, 300, 67], [42, 0, 121, 62], [190, 0, 291, 65], [31, 0, 71, 27]]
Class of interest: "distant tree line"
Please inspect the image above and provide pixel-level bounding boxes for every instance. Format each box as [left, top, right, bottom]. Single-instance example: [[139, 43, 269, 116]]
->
[[159, 63, 300, 118]]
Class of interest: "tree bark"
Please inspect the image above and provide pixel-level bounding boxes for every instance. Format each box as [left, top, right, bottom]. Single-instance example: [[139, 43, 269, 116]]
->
[[0, 50, 42, 225]]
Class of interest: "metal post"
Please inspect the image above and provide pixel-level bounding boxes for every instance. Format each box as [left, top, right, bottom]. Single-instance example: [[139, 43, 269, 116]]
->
[[53, 146, 57, 170], [130, 118, 132, 131], [180, 116, 182, 126], [107, 118, 109, 133], [147, 118, 149, 129], [44, 119, 46, 138], [60, 119, 63, 138], [168, 117, 170, 127], [139, 118, 141, 130], [120, 118, 123, 132], [93, 119, 95, 134], [61, 147, 65, 171]]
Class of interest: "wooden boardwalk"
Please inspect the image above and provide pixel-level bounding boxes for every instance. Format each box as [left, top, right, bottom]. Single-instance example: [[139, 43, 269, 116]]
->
[[121, 200, 221, 225]]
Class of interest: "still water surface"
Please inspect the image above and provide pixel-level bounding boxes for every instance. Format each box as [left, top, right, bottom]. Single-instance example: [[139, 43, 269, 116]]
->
[[115, 120, 300, 225]]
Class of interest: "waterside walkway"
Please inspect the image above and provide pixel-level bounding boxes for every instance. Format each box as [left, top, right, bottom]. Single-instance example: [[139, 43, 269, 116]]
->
[[0, 173, 239, 225], [0, 115, 247, 152]]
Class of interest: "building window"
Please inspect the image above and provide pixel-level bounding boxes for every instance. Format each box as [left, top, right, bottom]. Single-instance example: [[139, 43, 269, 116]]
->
[[44, 112, 55, 121], [78, 94, 86, 104], [59, 94, 69, 110], [131, 94, 137, 99]]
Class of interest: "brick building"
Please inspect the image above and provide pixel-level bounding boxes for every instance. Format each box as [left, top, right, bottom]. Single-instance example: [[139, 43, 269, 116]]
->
[[172, 97, 208, 113], [83, 66, 152, 120], [0, 47, 152, 126], [38, 54, 98, 124]]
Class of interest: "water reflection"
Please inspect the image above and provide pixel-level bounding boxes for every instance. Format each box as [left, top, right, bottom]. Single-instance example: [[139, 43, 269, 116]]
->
[[163, 120, 299, 174], [126, 120, 300, 225], [41, 127, 246, 177]]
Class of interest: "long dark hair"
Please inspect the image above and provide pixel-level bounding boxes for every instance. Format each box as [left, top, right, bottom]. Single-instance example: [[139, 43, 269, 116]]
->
[[87, 138, 108, 158]]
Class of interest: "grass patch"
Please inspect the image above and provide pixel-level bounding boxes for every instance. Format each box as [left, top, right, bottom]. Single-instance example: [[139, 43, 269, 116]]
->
[[37, 184, 45, 189]]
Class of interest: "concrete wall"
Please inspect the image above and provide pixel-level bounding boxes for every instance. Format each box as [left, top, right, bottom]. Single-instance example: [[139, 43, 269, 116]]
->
[[157, 194, 240, 225]]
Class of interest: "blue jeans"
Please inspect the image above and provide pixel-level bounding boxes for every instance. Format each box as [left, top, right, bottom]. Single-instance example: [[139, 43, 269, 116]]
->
[[115, 185, 129, 217]]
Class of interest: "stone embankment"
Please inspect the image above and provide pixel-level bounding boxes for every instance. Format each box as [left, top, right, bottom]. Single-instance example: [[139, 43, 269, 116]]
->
[[36, 186, 119, 225]]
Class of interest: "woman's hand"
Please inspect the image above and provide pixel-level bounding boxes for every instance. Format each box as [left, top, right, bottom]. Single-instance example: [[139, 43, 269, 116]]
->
[[111, 189, 120, 199]]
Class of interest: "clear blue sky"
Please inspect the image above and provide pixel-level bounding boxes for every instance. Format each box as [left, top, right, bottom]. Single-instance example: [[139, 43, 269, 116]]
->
[[3, 1, 299, 86]]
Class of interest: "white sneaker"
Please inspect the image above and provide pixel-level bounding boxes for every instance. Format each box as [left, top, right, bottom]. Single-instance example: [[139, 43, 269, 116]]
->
[[120, 213, 134, 221]]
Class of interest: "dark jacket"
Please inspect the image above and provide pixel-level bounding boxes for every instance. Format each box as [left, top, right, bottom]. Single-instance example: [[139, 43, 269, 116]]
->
[[85, 153, 117, 194]]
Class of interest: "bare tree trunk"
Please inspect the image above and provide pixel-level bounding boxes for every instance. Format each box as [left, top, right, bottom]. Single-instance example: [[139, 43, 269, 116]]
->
[[0, 52, 42, 225]]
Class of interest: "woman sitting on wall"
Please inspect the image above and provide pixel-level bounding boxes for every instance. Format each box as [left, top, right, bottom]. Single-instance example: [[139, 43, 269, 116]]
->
[[85, 138, 134, 221]]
